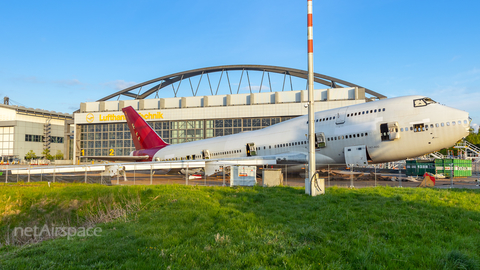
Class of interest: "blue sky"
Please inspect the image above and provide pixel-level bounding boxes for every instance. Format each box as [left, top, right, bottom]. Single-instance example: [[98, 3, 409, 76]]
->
[[0, 0, 479, 130]]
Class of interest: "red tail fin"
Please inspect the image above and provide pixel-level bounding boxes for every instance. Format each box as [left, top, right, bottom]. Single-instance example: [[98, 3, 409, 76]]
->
[[122, 106, 168, 150]]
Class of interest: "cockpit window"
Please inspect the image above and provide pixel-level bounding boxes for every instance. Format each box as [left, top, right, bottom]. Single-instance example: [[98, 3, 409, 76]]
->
[[414, 97, 437, 107]]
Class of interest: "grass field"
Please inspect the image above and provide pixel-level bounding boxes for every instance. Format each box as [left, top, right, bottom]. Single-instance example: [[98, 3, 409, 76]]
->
[[1, 182, 480, 269]]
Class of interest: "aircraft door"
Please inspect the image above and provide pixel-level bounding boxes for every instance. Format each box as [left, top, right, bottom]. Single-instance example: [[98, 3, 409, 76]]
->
[[335, 107, 347, 125], [202, 149, 210, 159], [380, 122, 400, 141], [389, 122, 400, 140], [315, 132, 326, 148], [246, 143, 257, 156], [344, 145, 368, 166]]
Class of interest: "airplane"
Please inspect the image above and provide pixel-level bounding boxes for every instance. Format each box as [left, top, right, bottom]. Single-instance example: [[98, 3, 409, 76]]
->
[[114, 95, 470, 174]]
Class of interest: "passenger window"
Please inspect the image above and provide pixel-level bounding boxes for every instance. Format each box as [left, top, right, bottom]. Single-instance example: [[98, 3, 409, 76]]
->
[[458, 121, 461, 125], [401, 128, 404, 132], [464, 120, 467, 124], [446, 122, 450, 126], [382, 108, 385, 112], [349, 135, 352, 138], [347, 114, 349, 117], [362, 111, 365, 114], [370, 110, 373, 113], [333, 116, 335, 119], [366, 111, 369, 114], [374, 109, 377, 113], [316, 119, 318, 122], [430, 124, 434, 128], [452, 121, 456, 126], [441, 123, 444, 127], [353, 134, 356, 138], [365, 133, 368, 136], [436, 123, 439, 127], [354, 113, 357, 116]]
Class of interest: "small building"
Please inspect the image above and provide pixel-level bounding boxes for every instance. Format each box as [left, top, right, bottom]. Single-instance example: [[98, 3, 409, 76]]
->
[[0, 104, 73, 162]]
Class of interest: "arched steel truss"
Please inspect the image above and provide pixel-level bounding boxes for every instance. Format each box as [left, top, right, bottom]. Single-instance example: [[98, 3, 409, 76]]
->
[[98, 65, 386, 101]]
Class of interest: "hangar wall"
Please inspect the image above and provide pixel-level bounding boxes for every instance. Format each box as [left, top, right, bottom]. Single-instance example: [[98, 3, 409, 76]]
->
[[74, 87, 366, 160]]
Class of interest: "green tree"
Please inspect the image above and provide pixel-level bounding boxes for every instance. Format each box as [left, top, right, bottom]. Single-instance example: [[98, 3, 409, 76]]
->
[[55, 150, 64, 160], [25, 150, 37, 160], [465, 128, 480, 147], [42, 148, 54, 161]]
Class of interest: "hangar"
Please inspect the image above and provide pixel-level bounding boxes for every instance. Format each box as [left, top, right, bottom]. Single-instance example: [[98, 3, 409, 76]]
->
[[0, 101, 73, 162], [74, 65, 386, 162]]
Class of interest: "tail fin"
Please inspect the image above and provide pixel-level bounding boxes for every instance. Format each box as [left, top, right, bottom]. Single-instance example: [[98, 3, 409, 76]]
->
[[122, 106, 168, 150]]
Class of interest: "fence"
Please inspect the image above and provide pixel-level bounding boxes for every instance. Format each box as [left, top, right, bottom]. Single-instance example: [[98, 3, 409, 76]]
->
[[3, 162, 477, 189]]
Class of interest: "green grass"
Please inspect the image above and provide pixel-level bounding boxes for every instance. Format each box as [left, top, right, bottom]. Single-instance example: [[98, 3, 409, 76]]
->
[[1, 183, 480, 269]]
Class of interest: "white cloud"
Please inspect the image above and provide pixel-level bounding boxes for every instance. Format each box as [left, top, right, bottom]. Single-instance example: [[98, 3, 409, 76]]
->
[[103, 80, 137, 90], [451, 67, 480, 86], [53, 79, 83, 87], [471, 123, 479, 133], [14, 76, 85, 88], [450, 55, 461, 62], [14, 76, 44, 84]]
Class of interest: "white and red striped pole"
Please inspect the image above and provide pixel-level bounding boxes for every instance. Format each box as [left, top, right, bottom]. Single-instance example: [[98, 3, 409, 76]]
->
[[307, 0, 318, 194]]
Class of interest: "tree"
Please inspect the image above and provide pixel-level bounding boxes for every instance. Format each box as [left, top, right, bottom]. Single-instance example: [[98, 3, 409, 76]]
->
[[55, 150, 64, 160], [42, 148, 54, 161], [25, 150, 37, 160], [465, 129, 480, 147]]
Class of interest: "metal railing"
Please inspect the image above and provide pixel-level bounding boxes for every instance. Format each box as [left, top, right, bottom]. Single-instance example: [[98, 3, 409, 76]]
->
[[455, 141, 480, 159]]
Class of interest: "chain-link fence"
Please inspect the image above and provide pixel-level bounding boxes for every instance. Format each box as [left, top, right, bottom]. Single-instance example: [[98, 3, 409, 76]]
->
[[0, 163, 480, 188], [473, 161, 480, 175], [1, 163, 479, 188]]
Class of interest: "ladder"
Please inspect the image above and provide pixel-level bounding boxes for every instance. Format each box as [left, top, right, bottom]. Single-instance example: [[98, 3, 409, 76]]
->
[[454, 140, 480, 159]]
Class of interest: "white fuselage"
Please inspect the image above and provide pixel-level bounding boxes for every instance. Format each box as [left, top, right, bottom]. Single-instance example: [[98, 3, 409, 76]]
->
[[151, 96, 469, 167]]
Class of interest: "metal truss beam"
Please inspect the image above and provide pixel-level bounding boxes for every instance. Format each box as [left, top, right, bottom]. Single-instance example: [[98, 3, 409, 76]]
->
[[97, 65, 387, 101]]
